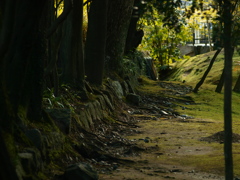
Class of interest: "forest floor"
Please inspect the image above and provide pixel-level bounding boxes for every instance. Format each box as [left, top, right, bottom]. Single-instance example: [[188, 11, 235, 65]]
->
[[95, 80, 240, 180]]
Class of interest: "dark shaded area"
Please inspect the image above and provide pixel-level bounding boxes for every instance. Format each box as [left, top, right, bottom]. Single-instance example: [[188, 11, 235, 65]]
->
[[0, 129, 19, 180], [200, 131, 240, 143]]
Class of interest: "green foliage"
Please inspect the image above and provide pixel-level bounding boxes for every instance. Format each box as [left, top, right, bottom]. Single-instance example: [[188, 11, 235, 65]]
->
[[122, 51, 146, 76], [43, 88, 64, 109], [43, 84, 86, 113], [138, 5, 192, 70]]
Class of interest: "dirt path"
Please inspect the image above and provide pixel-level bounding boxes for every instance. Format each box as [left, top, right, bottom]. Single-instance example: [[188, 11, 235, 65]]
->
[[99, 116, 225, 179], [98, 82, 227, 180], [100, 118, 224, 180]]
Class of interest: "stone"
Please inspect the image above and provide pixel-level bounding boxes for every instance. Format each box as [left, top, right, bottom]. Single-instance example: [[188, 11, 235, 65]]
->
[[44, 109, 71, 134], [126, 80, 135, 94], [126, 93, 141, 106], [92, 101, 103, 120], [25, 129, 43, 150], [24, 148, 43, 172], [102, 90, 113, 104], [41, 132, 65, 162], [111, 81, 124, 99], [18, 153, 34, 174], [65, 162, 98, 180], [96, 95, 106, 111], [102, 94, 114, 111], [79, 110, 90, 129], [18, 148, 43, 178], [121, 81, 129, 96], [86, 103, 97, 121], [84, 108, 93, 128]]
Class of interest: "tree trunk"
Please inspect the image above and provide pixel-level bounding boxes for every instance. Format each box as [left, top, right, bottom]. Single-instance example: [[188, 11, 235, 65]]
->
[[233, 74, 240, 92], [193, 48, 222, 93], [44, 0, 62, 96], [223, 0, 234, 179], [85, 0, 108, 86], [215, 68, 225, 93], [0, 0, 47, 127], [125, 0, 144, 54], [106, 0, 134, 74], [61, 0, 85, 90]]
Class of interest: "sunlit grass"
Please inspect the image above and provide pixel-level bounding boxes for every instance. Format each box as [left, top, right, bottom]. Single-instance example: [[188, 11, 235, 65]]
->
[[135, 50, 240, 176], [138, 50, 240, 123]]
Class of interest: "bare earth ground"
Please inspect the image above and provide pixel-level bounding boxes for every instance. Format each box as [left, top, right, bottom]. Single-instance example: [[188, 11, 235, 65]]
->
[[99, 117, 225, 180], [98, 82, 230, 180]]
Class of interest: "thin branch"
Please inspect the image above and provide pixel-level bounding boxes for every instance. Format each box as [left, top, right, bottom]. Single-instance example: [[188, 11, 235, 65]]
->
[[46, 0, 72, 38], [83, 0, 92, 6], [56, 0, 64, 9]]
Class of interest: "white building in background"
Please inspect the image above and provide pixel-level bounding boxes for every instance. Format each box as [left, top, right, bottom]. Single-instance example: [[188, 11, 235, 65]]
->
[[179, 0, 216, 55], [182, 0, 215, 46]]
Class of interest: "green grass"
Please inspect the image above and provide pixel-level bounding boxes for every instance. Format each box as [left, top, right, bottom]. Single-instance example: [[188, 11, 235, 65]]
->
[[138, 75, 240, 123], [158, 50, 240, 123], [167, 50, 240, 87], [135, 50, 240, 176]]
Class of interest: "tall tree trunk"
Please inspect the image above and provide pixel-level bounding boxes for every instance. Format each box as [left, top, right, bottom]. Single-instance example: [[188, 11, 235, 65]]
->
[[106, 0, 134, 75], [0, 0, 47, 128], [193, 49, 222, 93], [61, 0, 86, 94], [44, 0, 62, 96], [85, 0, 108, 86], [223, 0, 234, 179]]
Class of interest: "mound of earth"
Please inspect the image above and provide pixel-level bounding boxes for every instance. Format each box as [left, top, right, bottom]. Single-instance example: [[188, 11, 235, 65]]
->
[[200, 131, 240, 143]]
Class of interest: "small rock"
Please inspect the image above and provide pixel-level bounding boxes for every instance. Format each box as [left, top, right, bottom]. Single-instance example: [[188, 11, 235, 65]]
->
[[160, 110, 168, 115], [144, 139, 149, 143], [25, 129, 42, 150], [65, 162, 98, 180], [126, 93, 141, 106]]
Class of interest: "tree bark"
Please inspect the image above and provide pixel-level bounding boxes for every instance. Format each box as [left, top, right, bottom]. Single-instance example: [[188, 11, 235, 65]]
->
[[0, 0, 47, 127], [193, 48, 222, 93], [223, 0, 234, 179], [72, 0, 85, 89], [46, 0, 72, 38], [61, 0, 85, 88], [85, 0, 108, 85], [44, 0, 62, 96], [106, 0, 134, 74]]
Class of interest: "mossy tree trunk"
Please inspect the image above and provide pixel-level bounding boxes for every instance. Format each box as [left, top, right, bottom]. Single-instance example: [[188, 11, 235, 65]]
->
[[106, 0, 134, 75], [85, 0, 108, 86], [0, 0, 47, 129]]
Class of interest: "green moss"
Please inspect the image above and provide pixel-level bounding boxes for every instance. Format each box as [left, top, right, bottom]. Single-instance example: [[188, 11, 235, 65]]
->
[[2, 131, 18, 166], [104, 114, 116, 123]]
